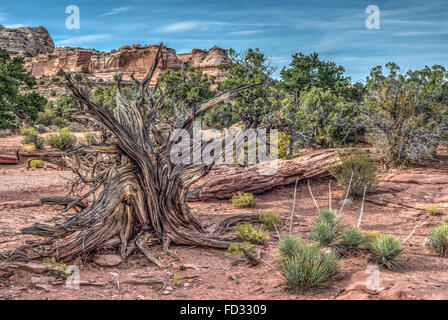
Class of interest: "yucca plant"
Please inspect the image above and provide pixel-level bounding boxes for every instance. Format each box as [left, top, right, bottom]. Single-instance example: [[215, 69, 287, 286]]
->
[[341, 226, 363, 250], [426, 223, 448, 257], [311, 209, 342, 246], [281, 244, 339, 292], [369, 234, 404, 271], [278, 235, 303, 260]]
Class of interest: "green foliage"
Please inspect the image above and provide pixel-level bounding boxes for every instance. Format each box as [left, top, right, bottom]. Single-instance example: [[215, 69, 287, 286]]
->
[[310, 209, 342, 246], [297, 87, 362, 146], [21, 127, 44, 150], [0, 49, 47, 129], [81, 66, 90, 74], [426, 205, 443, 216], [29, 160, 44, 168], [23, 143, 36, 153], [427, 223, 448, 257], [259, 211, 280, 231], [369, 234, 404, 271], [235, 223, 269, 244], [329, 149, 379, 198], [278, 235, 303, 260], [226, 242, 256, 257], [280, 52, 365, 103], [46, 127, 77, 151], [203, 48, 280, 129], [170, 274, 182, 287], [362, 231, 381, 244], [231, 192, 256, 208], [280, 243, 339, 292], [364, 63, 448, 167], [42, 257, 70, 279], [91, 85, 134, 111], [341, 226, 364, 249]]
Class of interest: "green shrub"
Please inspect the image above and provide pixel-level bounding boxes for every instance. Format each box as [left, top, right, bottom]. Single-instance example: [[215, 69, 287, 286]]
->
[[226, 242, 256, 257], [278, 235, 303, 259], [235, 223, 269, 244], [231, 192, 256, 208], [21, 127, 44, 150], [362, 230, 381, 244], [427, 224, 448, 257], [341, 226, 363, 249], [23, 143, 36, 153], [310, 209, 342, 246], [369, 234, 403, 271], [259, 212, 280, 231], [46, 127, 77, 151], [329, 149, 378, 198], [29, 160, 44, 168], [281, 243, 339, 292], [426, 205, 442, 216], [443, 216, 448, 225]]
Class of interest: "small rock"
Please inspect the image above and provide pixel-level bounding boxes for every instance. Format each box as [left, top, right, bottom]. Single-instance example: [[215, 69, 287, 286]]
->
[[162, 290, 170, 295], [340, 199, 353, 206], [165, 286, 174, 291], [31, 276, 54, 285], [184, 282, 191, 288], [35, 284, 53, 292], [93, 254, 122, 267]]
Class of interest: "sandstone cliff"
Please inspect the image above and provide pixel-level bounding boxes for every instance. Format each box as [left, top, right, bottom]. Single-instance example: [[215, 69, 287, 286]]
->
[[0, 25, 54, 57], [24, 44, 232, 85], [0, 25, 232, 94]]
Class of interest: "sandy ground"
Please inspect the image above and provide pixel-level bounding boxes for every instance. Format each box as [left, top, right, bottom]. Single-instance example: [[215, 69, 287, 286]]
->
[[1, 135, 448, 300]]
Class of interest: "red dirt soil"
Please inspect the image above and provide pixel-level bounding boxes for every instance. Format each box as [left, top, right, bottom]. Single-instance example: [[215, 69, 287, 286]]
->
[[1, 135, 448, 300]]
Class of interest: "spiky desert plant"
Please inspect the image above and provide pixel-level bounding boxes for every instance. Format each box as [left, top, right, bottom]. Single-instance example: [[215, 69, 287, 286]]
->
[[259, 211, 280, 231], [426, 223, 448, 257], [281, 244, 339, 292], [278, 235, 303, 260], [369, 234, 404, 271], [341, 226, 363, 249], [311, 209, 342, 246]]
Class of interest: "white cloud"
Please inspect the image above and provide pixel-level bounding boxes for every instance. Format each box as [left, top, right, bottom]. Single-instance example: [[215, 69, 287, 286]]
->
[[154, 21, 201, 33], [4, 23, 24, 28], [153, 20, 273, 33], [55, 34, 111, 46], [229, 30, 264, 36], [100, 6, 132, 17]]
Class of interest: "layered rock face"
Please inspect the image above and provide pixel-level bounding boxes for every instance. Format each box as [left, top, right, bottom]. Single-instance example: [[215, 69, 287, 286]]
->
[[0, 25, 232, 88], [23, 44, 232, 85], [0, 25, 54, 57]]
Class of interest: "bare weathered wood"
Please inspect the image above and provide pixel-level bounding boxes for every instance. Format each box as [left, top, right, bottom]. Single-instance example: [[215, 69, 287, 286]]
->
[[189, 149, 340, 201], [0, 44, 262, 263], [0, 153, 18, 164]]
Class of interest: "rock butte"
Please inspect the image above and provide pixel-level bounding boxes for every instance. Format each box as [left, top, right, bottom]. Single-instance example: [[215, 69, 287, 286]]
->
[[0, 25, 232, 86]]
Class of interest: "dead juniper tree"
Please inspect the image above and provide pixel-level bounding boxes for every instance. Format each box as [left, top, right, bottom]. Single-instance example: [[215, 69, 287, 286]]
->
[[1, 45, 263, 264]]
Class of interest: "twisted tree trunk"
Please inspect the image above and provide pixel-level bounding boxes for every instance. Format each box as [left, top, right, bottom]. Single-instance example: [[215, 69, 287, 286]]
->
[[1, 45, 260, 263]]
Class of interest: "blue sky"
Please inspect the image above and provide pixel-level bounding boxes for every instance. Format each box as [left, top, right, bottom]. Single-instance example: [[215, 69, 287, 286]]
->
[[0, 0, 447, 82]]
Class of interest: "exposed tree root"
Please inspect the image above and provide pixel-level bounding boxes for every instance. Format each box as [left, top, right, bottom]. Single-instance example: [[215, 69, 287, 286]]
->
[[0, 44, 262, 265]]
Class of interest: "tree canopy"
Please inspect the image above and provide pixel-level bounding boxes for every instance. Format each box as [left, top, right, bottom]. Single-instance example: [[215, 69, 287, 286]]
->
[[0, 49, 47, 129]]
